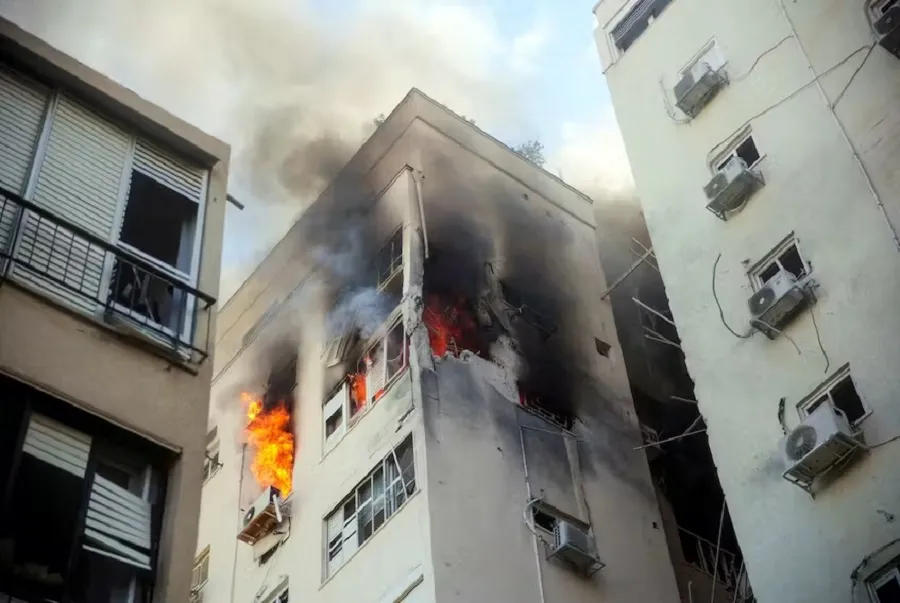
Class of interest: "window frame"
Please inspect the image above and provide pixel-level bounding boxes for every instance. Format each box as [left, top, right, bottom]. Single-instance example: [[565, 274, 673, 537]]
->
[[323, 435, 416, 579], [192, 546, 210, 592], [711, 130, 763, 174], [797, 365, 870, 428], [203, 437, 221, 484], [607, 0, 675, 58], [678, 38, 726, 78], [375, 226, 404, 291], [748, 234, 811, 290]]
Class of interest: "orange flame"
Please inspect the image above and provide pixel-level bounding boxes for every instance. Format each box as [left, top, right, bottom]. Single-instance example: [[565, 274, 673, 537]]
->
[[242, 392, 294, 496], [423, 294, 482, 357], [348, 372, 367, 414]]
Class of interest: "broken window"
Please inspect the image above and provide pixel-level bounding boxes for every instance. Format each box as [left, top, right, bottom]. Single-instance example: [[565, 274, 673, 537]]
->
[[362, 320, 407, 407], [715, 133, 761, 172], [0, 402, 167, 603], [753, 238, 808, 287], [800, 368, 868, 426], [324, 435, 415, 578], [375, 227, 403, 297], [192, 546, 210, 592], [109, 170, 201, 338]]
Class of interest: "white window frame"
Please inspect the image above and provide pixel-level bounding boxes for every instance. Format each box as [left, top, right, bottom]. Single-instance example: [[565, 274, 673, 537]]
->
[[868, 565, 900, 602], [711, 129, 763, 173], [375, 226, 404, 291], [104, 148, 209, 346], [323, 435, 416, 579], [192, 546, 210, 592], [321, 314, 408, 456], [678, 38, 726, 77], [605, 0, 674, 60], [203, 438, 221, 484], [748, 234, 811, 290], [798, 365, 870, 427]]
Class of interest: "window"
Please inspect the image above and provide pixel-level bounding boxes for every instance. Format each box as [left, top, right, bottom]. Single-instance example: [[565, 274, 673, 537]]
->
[[192, 546, 210, 592], [324, 435, 415, 578], [800, 367, 868, 426], [715, 133, 761, 172], [610, 0, 674, 53], [871, 0, 899, 19], [203, 431, 221, 483], [751, 237, 809, 288], [375, 227, 403, 292], [532, 506, 558, 533], [679, 39, 726, 77], [870, 565, 900, 602]]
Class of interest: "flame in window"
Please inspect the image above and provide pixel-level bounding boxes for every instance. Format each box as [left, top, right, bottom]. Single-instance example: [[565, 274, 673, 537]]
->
[[242, 392, 294, 496]]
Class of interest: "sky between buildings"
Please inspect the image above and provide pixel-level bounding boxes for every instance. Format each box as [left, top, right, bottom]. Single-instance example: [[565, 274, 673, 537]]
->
[[2, 0, 634, 301]]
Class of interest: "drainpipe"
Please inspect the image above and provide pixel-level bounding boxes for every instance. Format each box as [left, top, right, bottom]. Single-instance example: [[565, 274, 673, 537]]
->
[[517, 412, 547, 603], [413, 169, 430, 259], [230, 443, 247, 603], [777, 0, 900, 253]]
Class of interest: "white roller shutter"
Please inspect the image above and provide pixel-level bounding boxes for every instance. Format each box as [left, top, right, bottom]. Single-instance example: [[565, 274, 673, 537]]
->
[[132, 138, 205, 202], [22, 413, 92, 478], [0, 67, 49, 256], [366, 345, 387, 404], [14, 92, 130, 312], [323, 384, 347, 451], [83, 474, 153, 570]]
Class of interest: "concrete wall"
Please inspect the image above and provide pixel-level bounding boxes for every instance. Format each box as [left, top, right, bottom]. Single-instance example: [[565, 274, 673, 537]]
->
[[595, 1, 900, 601], [0, 17, 229, 603]]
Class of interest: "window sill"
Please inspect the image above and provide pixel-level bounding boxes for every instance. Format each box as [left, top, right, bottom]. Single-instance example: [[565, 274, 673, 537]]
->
[[319, 487, 421, 588]]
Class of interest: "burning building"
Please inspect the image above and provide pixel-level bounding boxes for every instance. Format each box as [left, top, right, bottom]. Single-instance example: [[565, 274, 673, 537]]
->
[[195, 89, 683, 603]]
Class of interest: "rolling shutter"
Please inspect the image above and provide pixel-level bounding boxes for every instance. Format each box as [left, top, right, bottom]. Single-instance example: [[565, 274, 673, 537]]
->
[[22, 413, 92, 478], [14, 92, 130, 312], [323, 384, 347, 451], [132, 138, 205, 202], [83, 474, 153, 570], [366, 344, 387, 404], [0, 67, 49, 256], [610, 0, 673, 51]]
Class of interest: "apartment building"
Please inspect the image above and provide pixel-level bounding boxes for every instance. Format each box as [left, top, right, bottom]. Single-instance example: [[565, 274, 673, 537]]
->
[[593, 1, 900, 602], [0, 17, 230, 603], [195, 88, 685, 603]]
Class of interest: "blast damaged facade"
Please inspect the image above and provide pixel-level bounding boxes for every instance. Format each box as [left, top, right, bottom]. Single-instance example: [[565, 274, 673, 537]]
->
[[197, 89, 681, 603]]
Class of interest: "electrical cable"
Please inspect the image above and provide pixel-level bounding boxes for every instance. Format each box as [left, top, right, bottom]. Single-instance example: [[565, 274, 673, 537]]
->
[[753, 318, 801, 355], [730, 35, 795, 83], [706, 45, 873, 164], [831, 45, 875, 109], [809, 303, 829, 374], [777, 397, 787, 435], [712, 253, 752, 339]]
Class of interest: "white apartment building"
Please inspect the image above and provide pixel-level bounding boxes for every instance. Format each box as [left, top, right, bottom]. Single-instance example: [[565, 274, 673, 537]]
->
[[193, 89, 686, 603], [0, 16, 230, 603], [594, 1, 900, 602]]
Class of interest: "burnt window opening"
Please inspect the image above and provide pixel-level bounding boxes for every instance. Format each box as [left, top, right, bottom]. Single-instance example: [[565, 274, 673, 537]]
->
[[802, 370, 867, 426], [595, 338, 611, 358], [375, 228, 404, 301], [499, 280, 557, 338], [264, 351, 298, 409], [519, 390, 574, 431], [756, 241, 808, 286]]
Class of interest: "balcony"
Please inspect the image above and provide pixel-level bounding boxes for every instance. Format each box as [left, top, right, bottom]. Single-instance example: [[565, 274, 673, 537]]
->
[[0, 185, 216, 363]]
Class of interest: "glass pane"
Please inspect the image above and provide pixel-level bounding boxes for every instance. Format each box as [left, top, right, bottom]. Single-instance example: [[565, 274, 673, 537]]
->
[[358, 502, 373, 544], [875, 575, 900, 603]]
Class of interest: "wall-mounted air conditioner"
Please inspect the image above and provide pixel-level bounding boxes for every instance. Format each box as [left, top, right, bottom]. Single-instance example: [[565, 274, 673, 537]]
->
[[747, 269, 806, 338], [874, 5, 900, 57], [238, 486, 283, 545], [704, 157, 763, 220], [674, 61, 728, 118], [547, 520, 604, 577], [780, 402, 864, 491]]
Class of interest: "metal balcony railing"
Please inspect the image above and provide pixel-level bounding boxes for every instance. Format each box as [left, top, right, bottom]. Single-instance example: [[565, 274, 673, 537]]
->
[[0, 185, 216, 362], [678, 526, 755, 603]]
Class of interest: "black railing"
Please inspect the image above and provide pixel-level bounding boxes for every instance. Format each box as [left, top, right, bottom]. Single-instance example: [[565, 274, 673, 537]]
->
[[0, 185, 216, 362]]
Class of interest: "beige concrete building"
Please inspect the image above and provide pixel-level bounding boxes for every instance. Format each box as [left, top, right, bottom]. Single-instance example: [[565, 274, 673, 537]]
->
[[594, 0, 900, 602], [196, 88, 685, 603], [0, 17, 230, 603]]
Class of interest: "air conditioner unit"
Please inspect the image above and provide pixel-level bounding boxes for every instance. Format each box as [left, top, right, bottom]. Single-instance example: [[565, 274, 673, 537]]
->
[[237, 486, 282, 545], [747, 269, 806, 338], [780, 402, 864, 489], [548, 520, 604, 576], [874, 6, 900, 57], [703, 157, 762, 219], [674, 61, 727, 118]]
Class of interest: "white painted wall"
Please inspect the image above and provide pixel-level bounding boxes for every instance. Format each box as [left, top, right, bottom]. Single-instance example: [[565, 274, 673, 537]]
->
[[595, 1, 900, 602]]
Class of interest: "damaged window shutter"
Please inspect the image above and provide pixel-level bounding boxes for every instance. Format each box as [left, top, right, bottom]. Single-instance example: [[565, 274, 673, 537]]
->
[[22, 413, 92, 478], [326, 510, 344, 574], [132, 138, 206, 203], [323, 384, 347, 450], [366, 343, 387, 404], [83, 474, 153, 570]]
